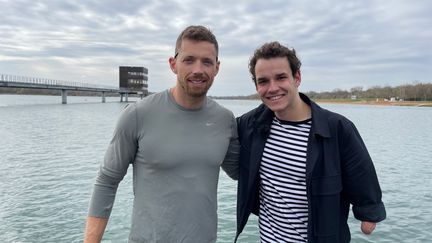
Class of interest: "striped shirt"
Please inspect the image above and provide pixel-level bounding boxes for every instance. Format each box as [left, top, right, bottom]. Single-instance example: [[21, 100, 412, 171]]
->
[[259, 117, 312, 243]]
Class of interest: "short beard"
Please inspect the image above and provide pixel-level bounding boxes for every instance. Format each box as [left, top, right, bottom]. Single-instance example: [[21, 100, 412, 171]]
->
[[181, 82, 211, 98]]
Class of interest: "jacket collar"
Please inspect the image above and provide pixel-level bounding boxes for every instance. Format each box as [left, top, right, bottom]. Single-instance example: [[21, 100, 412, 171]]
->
[[253, 93, 331, 138], [299, 93, 331, 138], [252, 104, 274, 138]]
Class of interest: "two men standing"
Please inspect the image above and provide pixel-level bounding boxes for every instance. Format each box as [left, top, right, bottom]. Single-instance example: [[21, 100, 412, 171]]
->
[[84, 26, 385, 243]]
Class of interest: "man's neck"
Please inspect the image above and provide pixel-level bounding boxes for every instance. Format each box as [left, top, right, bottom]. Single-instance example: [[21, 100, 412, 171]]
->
[[275, 95, 311, 122], [170, 87, 206, 110]]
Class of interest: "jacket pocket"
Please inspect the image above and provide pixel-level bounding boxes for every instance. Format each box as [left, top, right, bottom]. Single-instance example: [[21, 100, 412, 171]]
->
[[311, 175, 342, 237]]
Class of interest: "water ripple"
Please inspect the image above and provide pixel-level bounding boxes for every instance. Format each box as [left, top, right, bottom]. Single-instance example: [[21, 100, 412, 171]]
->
[[1, 98, 431, 242]]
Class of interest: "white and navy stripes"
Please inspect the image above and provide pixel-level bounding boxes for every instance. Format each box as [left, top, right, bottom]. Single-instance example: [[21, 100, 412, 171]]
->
[[259, 117, 312, 243]]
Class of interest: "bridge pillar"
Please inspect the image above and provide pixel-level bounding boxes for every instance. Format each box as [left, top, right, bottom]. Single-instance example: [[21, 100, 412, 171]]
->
[[102, 91, 106, 103], [61, 89, 67, 104], [120, 93, 130, 102]]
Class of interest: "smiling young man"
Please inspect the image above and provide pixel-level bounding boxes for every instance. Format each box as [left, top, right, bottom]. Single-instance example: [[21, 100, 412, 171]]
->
[[235, 42, 386, 242], [84, 25, 239, 243]]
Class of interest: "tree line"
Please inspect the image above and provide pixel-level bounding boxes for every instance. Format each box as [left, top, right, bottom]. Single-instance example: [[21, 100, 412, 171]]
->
[[213, 82, 432, 101], [305, 82, 432, 101]]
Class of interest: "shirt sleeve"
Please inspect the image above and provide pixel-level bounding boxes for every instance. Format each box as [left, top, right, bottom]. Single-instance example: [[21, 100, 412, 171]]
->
[[88, 104, 139, 218], [340, 119, 386, 222], [221, 115, 240, 180]]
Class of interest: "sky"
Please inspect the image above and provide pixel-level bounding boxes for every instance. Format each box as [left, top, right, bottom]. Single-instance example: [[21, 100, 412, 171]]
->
[[1, 0, 431, 96]]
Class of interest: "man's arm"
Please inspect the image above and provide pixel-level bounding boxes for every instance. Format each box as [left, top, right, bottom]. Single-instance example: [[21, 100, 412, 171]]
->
[[221, 136, 240, 180], [84, 216, 108, 243], [340, 119, 386, 225], [221, 116, 240, 180], [85, 104, 139, 242]]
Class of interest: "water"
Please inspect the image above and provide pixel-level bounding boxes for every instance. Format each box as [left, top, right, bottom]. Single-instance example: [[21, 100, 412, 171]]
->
[[1, 94, 431, 242]]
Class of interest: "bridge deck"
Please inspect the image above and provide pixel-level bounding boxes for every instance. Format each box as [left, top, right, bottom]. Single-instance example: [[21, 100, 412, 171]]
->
[[0, 74, 139, 104]]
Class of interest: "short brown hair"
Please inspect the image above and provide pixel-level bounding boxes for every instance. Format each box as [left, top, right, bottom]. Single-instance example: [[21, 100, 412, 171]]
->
[[175, 25, 219, 60], [249, 41, 301, 84]]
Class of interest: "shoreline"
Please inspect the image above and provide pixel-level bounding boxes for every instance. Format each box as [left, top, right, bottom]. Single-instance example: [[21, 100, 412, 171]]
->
[[315, 99, 432, 107], [2, 93, 432, 107]]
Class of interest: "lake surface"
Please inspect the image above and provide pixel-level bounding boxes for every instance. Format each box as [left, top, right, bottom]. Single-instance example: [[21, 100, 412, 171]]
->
[[1, 94, 431, 242]]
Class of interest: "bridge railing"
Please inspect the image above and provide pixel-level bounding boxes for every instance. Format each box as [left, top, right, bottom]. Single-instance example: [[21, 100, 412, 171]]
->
[[0, 73, 118, 90]]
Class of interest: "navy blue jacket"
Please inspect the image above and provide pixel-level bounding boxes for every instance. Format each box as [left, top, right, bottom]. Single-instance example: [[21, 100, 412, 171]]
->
[[235, 93, 386, 243]]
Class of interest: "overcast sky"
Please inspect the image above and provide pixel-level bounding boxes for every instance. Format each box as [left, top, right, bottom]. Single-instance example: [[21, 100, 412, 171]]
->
[[1, 0, 431, 96]]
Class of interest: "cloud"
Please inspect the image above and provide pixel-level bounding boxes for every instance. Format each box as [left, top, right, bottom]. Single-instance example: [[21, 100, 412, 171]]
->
[[1, 0, 431, 96]]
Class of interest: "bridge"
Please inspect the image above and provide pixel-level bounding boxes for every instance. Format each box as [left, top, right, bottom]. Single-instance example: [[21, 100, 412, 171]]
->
[[0, 73, 135, 104]]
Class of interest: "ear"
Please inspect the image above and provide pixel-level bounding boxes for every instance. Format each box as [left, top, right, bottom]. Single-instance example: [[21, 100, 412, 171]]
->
[[294, 70, 301, 87], [215, 60, 220, 76], [169, 57, 177, 74]]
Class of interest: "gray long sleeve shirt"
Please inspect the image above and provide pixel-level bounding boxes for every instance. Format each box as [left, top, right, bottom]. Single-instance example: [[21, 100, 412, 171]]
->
[[88, 90, 239, 242]]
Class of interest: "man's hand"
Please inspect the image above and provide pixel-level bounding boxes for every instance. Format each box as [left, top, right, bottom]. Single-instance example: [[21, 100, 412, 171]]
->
[[361, 221, 376, 235]]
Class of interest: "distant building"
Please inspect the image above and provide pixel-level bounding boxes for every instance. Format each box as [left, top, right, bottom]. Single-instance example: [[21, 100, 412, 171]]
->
[[119, 66, 148, 96]]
